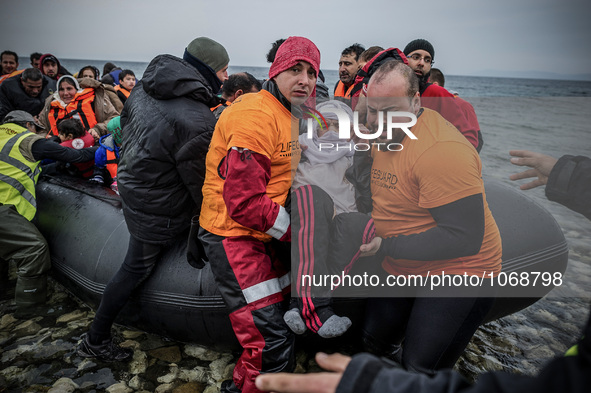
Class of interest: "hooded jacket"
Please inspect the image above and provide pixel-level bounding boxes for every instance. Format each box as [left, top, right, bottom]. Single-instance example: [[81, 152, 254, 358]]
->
[[0, 74, 56, 120], [38, 76, 122, 138], [117, 54, 218, 243], [349, 47, 480, 151], [38, 54, 71, 80]]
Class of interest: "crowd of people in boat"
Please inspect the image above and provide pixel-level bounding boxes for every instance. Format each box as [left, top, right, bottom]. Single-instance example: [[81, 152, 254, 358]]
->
[[0, 36, 588, 393]]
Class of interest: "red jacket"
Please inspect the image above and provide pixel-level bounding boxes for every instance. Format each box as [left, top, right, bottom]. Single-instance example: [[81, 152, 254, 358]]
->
[[59, 131, 95, 178], [420, 84, 479, 150]]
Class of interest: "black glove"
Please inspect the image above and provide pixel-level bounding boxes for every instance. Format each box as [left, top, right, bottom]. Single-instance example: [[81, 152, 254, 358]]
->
[[187, 215, 208, 269]]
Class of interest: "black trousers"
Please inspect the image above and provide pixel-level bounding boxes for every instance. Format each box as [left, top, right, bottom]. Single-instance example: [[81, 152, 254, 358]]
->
[[363, 294, 494, 375], [88, 235, 167, 343]]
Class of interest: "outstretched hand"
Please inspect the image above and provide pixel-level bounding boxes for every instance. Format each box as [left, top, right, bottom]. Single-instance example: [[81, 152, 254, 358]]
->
[[255, 352, 351, 393], [509, 150, 558, 190]]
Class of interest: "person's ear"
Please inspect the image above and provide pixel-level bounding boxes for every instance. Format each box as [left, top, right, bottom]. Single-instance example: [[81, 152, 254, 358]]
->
[[234, 89, 244, 100], [411, 92, 421, 113], [65, 133, 74, 141], [25, 122, 36, 133]]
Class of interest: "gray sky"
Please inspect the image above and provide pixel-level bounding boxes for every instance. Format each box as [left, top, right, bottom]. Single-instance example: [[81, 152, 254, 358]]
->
[[3, 0, 591, 78]]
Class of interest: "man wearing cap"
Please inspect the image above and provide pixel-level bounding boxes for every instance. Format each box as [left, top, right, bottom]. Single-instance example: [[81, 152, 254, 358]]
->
[[0, 110, 96, 314], [39, 53, 70, 81], [77, 37, 230, 362], [0, 67, 57, 120], [403, 39, 482, 152], [199, 36, 320, 393]]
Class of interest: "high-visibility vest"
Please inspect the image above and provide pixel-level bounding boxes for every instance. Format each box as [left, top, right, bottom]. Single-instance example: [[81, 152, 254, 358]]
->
[[48, 88, 98, 137], [0, 123, 41, 221]]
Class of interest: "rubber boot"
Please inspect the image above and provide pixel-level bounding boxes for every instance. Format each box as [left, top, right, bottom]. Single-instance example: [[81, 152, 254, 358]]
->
[[15, 275, 47, 308]]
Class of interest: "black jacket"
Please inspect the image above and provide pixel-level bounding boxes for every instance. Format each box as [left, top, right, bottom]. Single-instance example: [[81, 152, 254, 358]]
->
[[0, 74, 56, 120], [118, 54, 217, 243], [336, 154, 591, 393], [546, 155, 591, 220]]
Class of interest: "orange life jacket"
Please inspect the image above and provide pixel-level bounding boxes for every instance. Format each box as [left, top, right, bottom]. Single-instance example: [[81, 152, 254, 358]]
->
[[0, 69, 24, 85], [105, 148, 118, 180], [47, 88, 97, 137], [114, 84, 130, 98], [210, 100, 232, 112], [334, 80, 355, 99]]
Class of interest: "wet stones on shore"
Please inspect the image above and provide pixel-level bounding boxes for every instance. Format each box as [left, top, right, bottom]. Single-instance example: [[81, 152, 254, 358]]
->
[[0, 275, 321, 392], [1, 265, 585, 392]]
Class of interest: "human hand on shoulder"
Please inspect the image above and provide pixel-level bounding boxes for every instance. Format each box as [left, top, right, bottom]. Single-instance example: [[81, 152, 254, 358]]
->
[[509, 150, 558, 190], [255, 352, 350, 393]]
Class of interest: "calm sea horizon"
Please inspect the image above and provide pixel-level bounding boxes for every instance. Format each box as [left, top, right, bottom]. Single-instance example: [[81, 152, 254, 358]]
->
[[52, 58, 591, 98]]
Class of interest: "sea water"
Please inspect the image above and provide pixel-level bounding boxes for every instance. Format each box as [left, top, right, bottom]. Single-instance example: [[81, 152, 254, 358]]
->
[[3, 58, 590, 386]]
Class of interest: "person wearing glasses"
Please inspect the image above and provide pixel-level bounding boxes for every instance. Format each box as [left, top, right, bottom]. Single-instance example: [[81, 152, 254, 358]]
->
[[254, 150, 591, 393], [404, 39, 483, 152]]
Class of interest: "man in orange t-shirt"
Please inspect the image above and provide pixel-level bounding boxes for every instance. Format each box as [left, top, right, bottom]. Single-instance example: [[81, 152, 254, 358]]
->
[[357, 60, 502, 375], [199, 36, 320, 393]]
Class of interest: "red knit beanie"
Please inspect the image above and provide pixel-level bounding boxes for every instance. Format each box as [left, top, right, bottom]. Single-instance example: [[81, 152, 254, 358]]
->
[[269, 36, 320, 80]]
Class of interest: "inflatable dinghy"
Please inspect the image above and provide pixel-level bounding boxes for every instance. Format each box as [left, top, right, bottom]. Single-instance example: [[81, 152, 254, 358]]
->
[[35, 176, 568, 350]]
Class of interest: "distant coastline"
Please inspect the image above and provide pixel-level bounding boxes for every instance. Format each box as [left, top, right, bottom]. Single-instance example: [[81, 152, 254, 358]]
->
[[16, 52, 591, 83], [20, 57, 590, 98]]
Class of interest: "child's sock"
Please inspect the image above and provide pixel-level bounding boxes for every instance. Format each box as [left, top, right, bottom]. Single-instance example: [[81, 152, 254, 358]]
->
[[317, 314, 352, 338], [284, 308, 307, 335], [304, 304, 352, 338]]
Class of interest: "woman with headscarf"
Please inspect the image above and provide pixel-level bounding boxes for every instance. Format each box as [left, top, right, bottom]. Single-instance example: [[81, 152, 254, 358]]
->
[[78, 65, 101, 80], [39, 75, 122, 140]]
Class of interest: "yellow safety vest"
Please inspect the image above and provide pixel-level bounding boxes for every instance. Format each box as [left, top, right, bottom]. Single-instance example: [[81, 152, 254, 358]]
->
[[0, 123, 41, 221]]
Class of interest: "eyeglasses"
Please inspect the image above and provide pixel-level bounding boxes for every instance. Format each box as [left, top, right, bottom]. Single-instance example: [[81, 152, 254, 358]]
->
[[407, 54, 433, 65]]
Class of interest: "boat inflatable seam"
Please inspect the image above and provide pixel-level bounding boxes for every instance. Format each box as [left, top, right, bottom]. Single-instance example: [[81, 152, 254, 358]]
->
[[501, 241, 569, 273], [52, 259, 227, 310]]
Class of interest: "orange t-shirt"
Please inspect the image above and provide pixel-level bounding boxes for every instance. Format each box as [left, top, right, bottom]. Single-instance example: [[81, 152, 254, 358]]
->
[[200, 89, 301, 241], [371, 108, 502, 276]]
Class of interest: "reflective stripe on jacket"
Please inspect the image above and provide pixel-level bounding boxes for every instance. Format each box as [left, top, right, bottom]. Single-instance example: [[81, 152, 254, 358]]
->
[[0, 123, 41, 220]]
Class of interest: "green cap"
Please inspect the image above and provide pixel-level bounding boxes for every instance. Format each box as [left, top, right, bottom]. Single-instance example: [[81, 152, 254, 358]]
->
[[186, 37, 229, 72]]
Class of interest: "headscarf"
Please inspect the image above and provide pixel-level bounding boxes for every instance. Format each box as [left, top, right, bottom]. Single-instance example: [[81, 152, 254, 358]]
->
[[52, 75, 82, 106]]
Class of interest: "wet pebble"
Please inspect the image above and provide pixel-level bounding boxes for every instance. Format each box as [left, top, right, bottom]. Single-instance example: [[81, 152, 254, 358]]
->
[[1, 265, 589, 392], [48, 377, 78, 393]]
